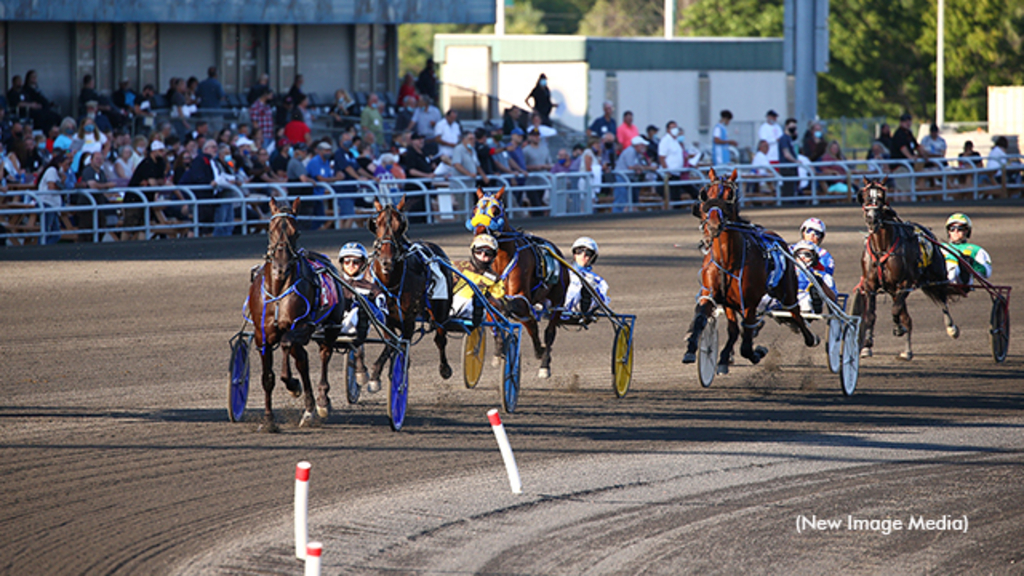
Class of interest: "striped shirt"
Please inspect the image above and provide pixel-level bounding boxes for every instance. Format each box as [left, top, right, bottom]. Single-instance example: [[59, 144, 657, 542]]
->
[[249, 100, 274, 142]]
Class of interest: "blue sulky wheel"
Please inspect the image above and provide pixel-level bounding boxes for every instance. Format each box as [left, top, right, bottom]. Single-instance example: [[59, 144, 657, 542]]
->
[[501, 331, 521, 413], [228, 333, 251, 422], [344, 348, 360, 404], [388, 346, 410, 431]]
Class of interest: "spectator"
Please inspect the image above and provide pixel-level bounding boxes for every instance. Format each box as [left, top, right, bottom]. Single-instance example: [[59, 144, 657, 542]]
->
[[185, 77, 200, 112], [295, 95, 314, 127], [757, 109, 783, 163], [285, 142, 312, 187], [36, 151, 71, 244], [179, 139, 235, 236], [802, 121, 826, 162], [588, 101, 616, 139], [504, 128, 529, 193], [246, 73, 270, 105], [890, 113, 919, 161], [434, 108, 461, 161], [374, 152, 405, 201], [451, 130, 489, 185], [248, 147, 283, 184], [15, 135, 44, 178], [502, 106, 529, 137], [270, 138, 292, 179], [919, 123, 948, 167], [354, 141, 379, 182], [305, 140, 344, 228], [112, 79, 138, 116], [658, 120, 693, 203], [747, 139, 774, 194], [578, 137, 602, 197], [7, 75, 26, 115], [78, 74, 102, 117], [82, 100, 113, 135], [987, 135, 1020, 185], [777, 117, 800, 197], [75, 149, 119, 240], [168, 78, 191, 136], [129, 134, 148, 171], [113, 144, 133, 185], [473, 127, 499, 176], [415, 59, 438, 103], [284, 108, 311, 146], [399, 132, 435, 222], [394, 96, 417, 135], [877, 123, 893, 154], [525, 73, 556, 125], [330, 89, 356, 129], [816, 141, 848, 194], [196, 67, 225, 109], [712, 110, 737, 166], [643, 124, 660, 164], [216, 127, 234, 146], [551, 148, 572, 174], [22, 70, 63, 134], [249, 87, 275, 150], [618, 135, 656, 210], [616, 111, 639, 151], [287, 74, 305, 107], [865, 139, 889, 161], [411, 96, 443, 155], [360, 93, 386, 145], [123, 141, 169, 240], [398, 72, 418, 105], [958, 140, 981, 164]]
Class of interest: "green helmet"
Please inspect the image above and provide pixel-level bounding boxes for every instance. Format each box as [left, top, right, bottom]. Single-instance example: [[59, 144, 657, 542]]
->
[[945, 213, 972, 238]]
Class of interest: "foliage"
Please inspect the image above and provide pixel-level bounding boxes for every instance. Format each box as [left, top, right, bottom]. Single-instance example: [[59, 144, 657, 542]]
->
[[398, 2, 549, 77], [677, 0, 783, 37], [533, 0, 596, 34], [578, 0, 665, 37]]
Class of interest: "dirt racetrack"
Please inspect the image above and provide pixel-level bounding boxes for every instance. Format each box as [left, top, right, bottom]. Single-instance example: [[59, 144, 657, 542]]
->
[[2, 200, 1022, 575]]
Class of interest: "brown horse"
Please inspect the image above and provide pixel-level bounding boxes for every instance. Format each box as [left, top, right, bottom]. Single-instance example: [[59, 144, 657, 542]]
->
[[367, 197, 454, 388], [469, 187, 569, 378], [853, 179, 965, 360], [682, 168, 819, 372], [248, 198, 346, 431]]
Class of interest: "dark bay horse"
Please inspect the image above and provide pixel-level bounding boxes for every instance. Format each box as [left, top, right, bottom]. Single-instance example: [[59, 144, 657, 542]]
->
[[469, 187, 569, 378], [248, 198, 346, 431], [367, 197, 454, 388], [853, 179, 965, 360], [682, 168, 819, 373]]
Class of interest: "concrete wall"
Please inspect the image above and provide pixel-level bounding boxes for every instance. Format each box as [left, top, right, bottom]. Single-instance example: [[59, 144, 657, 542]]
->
[[297, 25, 354, 103], [496, 62, 589, 132], [158, 24, 218, 93], [7, 22, 74, 117]]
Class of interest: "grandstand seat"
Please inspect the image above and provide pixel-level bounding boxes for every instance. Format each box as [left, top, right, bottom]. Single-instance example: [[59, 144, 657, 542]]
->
[[226, 93, 244, 108]]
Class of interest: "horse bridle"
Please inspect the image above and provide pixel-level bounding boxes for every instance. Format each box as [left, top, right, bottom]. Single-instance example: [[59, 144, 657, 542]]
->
[[372, 205, 408, 270], [266, 210, 299, 264]]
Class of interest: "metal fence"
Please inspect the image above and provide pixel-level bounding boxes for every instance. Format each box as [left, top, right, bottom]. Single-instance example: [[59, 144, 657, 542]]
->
[[3, 155, 1021, 246]]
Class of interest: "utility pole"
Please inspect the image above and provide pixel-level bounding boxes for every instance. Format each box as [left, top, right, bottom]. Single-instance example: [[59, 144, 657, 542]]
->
[[496, 0, 505, 35], [665, 0, 675, 39], [936, 0, 944, 127]]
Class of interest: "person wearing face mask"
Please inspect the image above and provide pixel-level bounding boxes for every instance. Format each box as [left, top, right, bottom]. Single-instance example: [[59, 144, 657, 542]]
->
[[777, 117, 799, 198], [525, 73, 557, 126], [658, 120, 695, 204], [360, 93, 386, 146], [712, 110, 737, 166], [801, 121, 827, 162], [395, 96, 417, 135]]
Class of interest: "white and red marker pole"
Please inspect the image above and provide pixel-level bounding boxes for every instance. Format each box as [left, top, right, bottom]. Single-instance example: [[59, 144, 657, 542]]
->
[[487, 409, 522, 494], [295, 461, 311, 559], [304, 541, 322, 576]]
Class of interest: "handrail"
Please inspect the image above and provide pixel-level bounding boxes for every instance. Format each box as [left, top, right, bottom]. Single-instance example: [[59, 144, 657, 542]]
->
[[3, 154, 1020, 246]]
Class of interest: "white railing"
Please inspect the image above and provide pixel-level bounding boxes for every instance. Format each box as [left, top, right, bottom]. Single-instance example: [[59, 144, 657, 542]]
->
[[3, 154, 1021, 246]]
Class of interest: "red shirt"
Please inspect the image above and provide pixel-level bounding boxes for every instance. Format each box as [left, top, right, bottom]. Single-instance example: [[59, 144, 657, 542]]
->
[[284, 120, 310, 145]]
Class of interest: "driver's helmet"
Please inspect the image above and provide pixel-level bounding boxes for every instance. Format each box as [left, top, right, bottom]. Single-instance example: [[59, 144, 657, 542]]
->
[[470, 234, 499, 269], [338, 242, 368, 262], [800, 217, 826, 241], [945, 213, 972, 238], [792, 240, 820, 266], [571, 236, 599, 264]]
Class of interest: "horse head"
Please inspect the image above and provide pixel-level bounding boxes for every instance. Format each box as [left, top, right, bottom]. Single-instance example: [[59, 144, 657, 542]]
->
[[468, 186, 507, 236], [369, 196, 408, 275], [695, 168, 739, 241], [858, 177, 889, 233], [267, 198, 301, 277]]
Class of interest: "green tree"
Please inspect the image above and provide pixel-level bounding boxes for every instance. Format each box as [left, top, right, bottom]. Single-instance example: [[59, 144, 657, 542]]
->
[[398, 2, 548, 77], [579, 0, 665, 37], [677, 0, 783, 37]]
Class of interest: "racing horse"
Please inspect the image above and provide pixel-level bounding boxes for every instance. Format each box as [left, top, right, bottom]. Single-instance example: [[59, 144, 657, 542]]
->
[[470, 186, 570, 378], [367, 196, 455, 388], [853, 179, 966, 360], [682, 168, 819, 372], [249, 198, 346, 431]]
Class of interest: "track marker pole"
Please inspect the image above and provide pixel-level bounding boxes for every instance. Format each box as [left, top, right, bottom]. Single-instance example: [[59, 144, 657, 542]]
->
[[304, 541, 322, 576], [487, 409, 522, 494], [295, 461, 311, 559]]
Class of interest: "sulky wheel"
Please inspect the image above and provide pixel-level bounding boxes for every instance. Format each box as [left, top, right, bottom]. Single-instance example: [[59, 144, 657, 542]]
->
[[990, 296, 1010, 364], [826, 316, 843, 373], [344, 347, 360, 404], [463, 326, 486, 389], [501, 331, 521, 413], [388, 347, 410, 431], [698, 314, 719, 388], [227, 333, 251, 422], [611, 324, 634, 398], [839, 322, 860, 396]]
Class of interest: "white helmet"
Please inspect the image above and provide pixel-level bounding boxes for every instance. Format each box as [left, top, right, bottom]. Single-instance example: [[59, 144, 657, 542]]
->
[[571, 236, 599, 255], [338, 242, 368, 261], [470, 234, 499, 252], [800, 217, 826, 240]]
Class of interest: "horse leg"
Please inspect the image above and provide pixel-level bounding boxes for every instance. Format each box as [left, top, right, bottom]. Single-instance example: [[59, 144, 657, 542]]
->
[[258, 347, 280, 433], [315, 331, 337, 419], [282, 329, 317, 426], [279, 338, 303, 397], [941, 302, 960, 339], [682, 301, 714, 363], [435, 328, 453, 380], [893, 293, 914, 361], [355, 345, 369, 386], [860, 291, 877, 358], [738, 308, 769, 365], [367, 345, 392, 394], [538, 318, 559, 379], [717, 309, 740, 374]]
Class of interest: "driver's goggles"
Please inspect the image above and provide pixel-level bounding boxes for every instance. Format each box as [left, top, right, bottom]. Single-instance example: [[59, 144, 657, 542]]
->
[[948, 225, 968, 232], [342, 257, 365, 266], [573, 247, 596, 258], [473, 248, 497, 258]]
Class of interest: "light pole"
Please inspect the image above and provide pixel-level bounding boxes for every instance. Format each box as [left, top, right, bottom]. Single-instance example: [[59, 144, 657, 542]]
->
[[936, 0, 944, 127]]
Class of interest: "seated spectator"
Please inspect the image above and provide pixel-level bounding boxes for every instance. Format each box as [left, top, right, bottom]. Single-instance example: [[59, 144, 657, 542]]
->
[[74, 149, 119, 239], [7, 75, 26, 116], [22, 70, 63, 134], [502, 105, 528, 137], [919, 124, 947, 168], [36, 151, 72, 244], [15, 135, 45, 178], [283, 108, 311, 146], [551, 148, 572, 174], [78, 74, 101, 117], [304, 140, 343, 228], [374, 152, 405, 201], [329, 89, 356, 129], [802, 122, 826, 162], [987, 135, 1021, 185], [113, 144, 133, 185], [82, 100, 113, 135], [451, 130, 488, 185], [4, 137, 27, 184], [617, 135, 656, 211], [123, 141, 169, 240], [863, 141, 891, 175], [817, 140, 847, 176], [196, 67, 225, 109], [746, 139, 775, 194], [395, 96, 417, 135]]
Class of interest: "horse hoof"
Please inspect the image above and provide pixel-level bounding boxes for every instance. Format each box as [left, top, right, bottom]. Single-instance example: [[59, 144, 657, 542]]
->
[[893, 325, 907, 338], [356, 371, 368, 386], [257, 419, 280, 434], [538, 367, 550, 379], [491, 355, 502, 368], [283, 377, 302, 398], [897, 351, 913, 361], [717, 364, 729, 375], [809, 334, 821, 348], [440, 364, 453, 380], [367, 379, 381, 394], [860, 348, 873, 359], [947, 325, 960, 339], [316, 405, 329, 419], [299, 411, 314, 427]]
